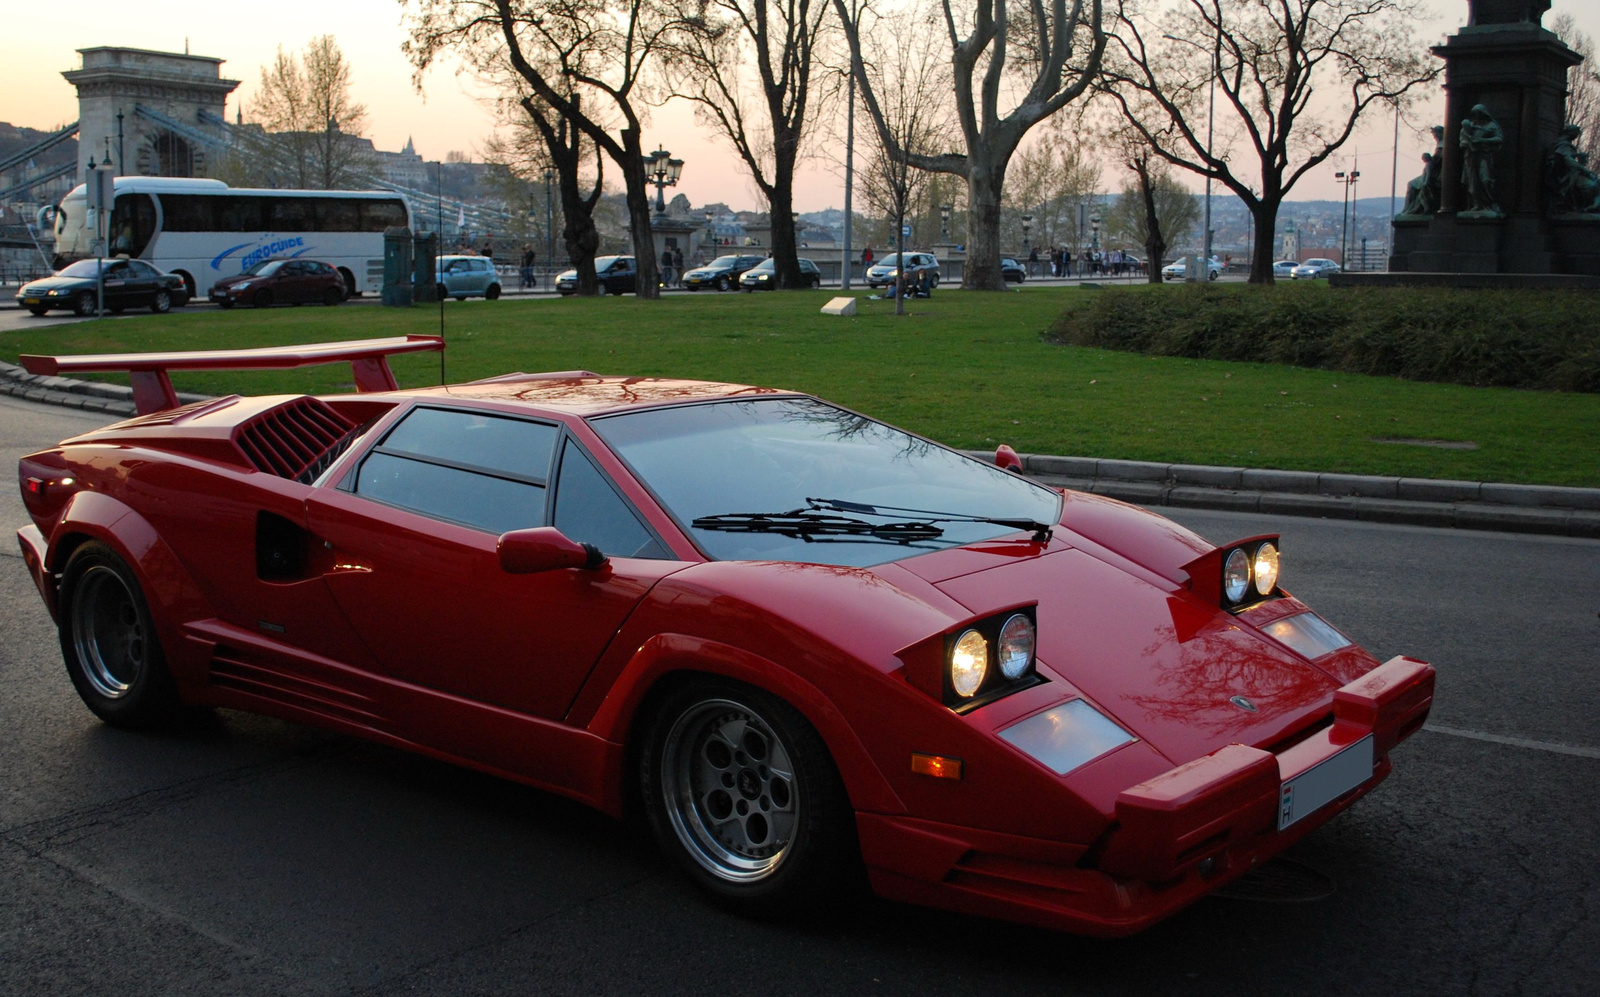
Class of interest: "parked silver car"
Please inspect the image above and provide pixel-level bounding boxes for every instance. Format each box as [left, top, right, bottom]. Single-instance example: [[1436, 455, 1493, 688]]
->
[[435, 255, 504, 300]]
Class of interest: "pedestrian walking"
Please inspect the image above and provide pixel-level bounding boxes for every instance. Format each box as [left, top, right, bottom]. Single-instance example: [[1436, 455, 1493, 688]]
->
[[661, 247, 677, 288], [520, 245, 535, 289]]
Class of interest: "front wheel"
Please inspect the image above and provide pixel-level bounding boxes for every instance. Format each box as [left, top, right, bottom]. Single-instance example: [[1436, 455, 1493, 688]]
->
[[150, 290, 172, 314], [27, 306, 48, 316], [253, 290, 273, 308], [809, 277, 821, 289], [715, 276, 730, 292], [322, 287, 343, 306], [58, 541, 182, 728], [640, 681, 858, 918], [74, 292, 97, 317]]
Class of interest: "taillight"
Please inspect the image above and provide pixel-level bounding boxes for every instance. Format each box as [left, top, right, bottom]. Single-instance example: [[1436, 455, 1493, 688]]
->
[[18, 456, 80, 532]]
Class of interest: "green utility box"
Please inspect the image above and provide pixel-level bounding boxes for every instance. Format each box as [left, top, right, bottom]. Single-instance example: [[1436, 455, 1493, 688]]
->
[[382, 226, 413, 307], [412, 233, 438, 303]]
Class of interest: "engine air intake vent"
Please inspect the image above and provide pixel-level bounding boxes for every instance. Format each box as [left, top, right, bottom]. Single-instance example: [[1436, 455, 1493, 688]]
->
[[235, 397, 358, 484]]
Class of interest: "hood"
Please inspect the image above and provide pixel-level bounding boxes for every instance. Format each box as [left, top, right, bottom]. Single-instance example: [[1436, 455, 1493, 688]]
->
[[212, 273, 258, 288], [918, 545, 1341, 765], [556, 269, 577, 281], [21, 276, 91, 292]]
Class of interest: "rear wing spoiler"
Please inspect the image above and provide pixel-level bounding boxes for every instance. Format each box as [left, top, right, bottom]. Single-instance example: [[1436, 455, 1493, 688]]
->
[[18, 335, 445, 415]]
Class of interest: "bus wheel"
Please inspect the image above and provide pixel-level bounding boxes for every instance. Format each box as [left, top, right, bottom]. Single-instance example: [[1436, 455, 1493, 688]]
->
[[338, 268, 357, 298], [74, 293, 97, 317], [252, 290, 273, 308]]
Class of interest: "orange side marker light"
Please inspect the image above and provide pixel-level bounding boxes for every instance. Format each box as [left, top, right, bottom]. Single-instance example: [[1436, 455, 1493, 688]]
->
[[911, 753, 963, 780]]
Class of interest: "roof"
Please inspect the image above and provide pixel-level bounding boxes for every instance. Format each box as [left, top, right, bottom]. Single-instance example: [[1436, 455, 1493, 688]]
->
[[409, 375, 798, 417]]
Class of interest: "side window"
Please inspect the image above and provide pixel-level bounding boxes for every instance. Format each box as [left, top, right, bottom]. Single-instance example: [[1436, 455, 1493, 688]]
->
[[353, 407, 559, 534], [553, 441, 668, 559]]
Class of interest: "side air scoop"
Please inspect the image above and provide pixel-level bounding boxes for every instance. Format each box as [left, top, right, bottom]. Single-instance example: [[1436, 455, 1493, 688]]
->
[[19, 335, 446, 415]]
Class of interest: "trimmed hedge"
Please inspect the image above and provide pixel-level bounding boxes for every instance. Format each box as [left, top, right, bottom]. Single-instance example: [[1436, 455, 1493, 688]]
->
[[1046, 282, 1600, 392]]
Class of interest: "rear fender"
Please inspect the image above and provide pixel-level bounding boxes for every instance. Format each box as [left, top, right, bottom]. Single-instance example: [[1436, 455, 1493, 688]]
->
[[49, 490, 215, 690], [585, 633, 904, 817]]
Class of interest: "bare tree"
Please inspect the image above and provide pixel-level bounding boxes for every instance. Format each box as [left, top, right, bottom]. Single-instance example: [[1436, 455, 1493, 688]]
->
[[1105, 149, 1197, 281], [249, 36, 375, 189], [836, 0, 1106, 290], [483, 94, 608, 294], [1100, 0, 1437, 283], [1006, 120, 1100, 259], [670, 0, 829, 288], [852, 4, 952, 313], [406, 0, 686, 299], [1553, 13, 1600, 163]]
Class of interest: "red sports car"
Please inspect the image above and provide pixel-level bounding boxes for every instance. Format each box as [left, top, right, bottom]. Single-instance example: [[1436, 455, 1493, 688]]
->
[[14, 337, 1433, 936]]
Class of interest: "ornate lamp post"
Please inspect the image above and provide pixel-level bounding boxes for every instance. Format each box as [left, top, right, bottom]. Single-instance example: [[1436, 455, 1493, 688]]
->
[[643, 146, 684, 214], [1336, 168, 1360, 271], [1021, 213, 1033, 266], [704, 208, 715, 260], [939, 203, 952, 240]]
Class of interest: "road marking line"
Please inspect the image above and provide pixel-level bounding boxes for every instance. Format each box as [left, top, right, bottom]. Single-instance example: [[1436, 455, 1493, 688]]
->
[[1423, 724, 1600, 759]]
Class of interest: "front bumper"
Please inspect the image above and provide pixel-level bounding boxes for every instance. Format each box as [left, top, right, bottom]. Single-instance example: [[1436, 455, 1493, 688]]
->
[[857, 655, 1434, 936]]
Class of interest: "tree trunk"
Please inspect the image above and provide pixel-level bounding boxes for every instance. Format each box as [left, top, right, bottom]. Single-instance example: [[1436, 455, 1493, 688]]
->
[[1249, 194, 1281, 284], [561, 176, 600, 296], [1133, 157, 1166, 284], [616, 129, 659, 299], [963, 166, 1007, 291], [768, 185, 801, 289]]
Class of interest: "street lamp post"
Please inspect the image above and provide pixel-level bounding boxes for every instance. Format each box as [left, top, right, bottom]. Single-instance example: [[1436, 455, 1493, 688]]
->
[[939, 203, 952, 241], [642, 146, 684, 214], [543, 167, 555, 288], [704, 209, 714, 263], [1021, 214, 1033, 272], [1336, 168, 1360, 271]]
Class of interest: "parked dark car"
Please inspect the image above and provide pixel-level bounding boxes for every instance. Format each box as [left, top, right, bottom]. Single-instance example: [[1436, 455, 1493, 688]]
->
[[17, 258, 188, 316], [1000, 258, 1026, 283], [865, 252, 940, 290], [684, 254, 766, 291], [209, 259, 348, 309], [555, 256, 638, 296], [739, 257, 823, 290]]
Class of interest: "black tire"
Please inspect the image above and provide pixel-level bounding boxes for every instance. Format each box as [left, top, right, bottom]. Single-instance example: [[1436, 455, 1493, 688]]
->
[[485, 283, 501, 300], [1208, 269, 1219, 281], [716, 275, 731, 292], [437, 283, 449, 299], [217, 300, 235, 310], [150, 290, 172, 314], [338, 268, 357, 298], [809, 277, 821, 289], [640, 679, 858, 919], [57, 541, 182, 728], [323, 286, 343, 306], [252, 290, 273, 308], [74, 292, 97, 317], [27, 306, 48, 316]]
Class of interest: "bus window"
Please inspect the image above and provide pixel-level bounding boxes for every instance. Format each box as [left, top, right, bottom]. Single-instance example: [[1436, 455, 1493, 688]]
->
[[215, 196, 268, 231], [160, 194, 212, 231], [110, 193, 156, 257], [319, 198, 360, 232], [271, 197, 319, 232], [361, 199, 408, 231]]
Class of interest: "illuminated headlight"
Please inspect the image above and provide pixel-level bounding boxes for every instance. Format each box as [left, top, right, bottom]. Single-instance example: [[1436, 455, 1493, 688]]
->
[[950, 629, 988, 698], [997, 613, 1035, 680], [757, 274, 769, 280], [1223, 548, 1252, 603], [1253, 542, 1279, 596], [47, 289, 61, 296]]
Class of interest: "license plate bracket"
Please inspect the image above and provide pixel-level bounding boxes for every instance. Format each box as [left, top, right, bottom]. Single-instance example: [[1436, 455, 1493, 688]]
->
[[1278, 734, 1374, 830]]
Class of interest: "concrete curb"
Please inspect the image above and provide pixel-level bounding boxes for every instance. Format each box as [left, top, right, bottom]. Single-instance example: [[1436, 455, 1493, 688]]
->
[[2, 359, 1593, 539]]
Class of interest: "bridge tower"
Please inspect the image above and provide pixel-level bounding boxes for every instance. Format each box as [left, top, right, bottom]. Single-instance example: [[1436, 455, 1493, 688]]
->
[[63, 47, 239, 184]]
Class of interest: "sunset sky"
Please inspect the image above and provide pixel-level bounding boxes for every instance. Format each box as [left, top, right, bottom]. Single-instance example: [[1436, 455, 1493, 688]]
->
[[4, 1, 1597, 211]]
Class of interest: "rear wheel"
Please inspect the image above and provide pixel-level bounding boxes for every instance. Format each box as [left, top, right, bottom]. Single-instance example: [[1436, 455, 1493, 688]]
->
[[485, 283, 501, 300], [150, 290, 172, 314], [640, 680, 858, 918], [252, 290, 273, 308], [58, 542, 182, 728]]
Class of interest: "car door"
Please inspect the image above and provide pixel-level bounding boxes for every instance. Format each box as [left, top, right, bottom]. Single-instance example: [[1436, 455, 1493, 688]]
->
[[613, 259, 636, 293], [100, 260, 138, 307], [305, 404, 682, 719]]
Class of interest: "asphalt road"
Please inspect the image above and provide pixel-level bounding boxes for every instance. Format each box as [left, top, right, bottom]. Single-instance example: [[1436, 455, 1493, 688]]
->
[[2, 395, 1596, 996]]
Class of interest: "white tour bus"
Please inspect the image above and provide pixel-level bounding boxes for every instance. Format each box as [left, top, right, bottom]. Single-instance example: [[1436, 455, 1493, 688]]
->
[[49, 177, 411, 298]]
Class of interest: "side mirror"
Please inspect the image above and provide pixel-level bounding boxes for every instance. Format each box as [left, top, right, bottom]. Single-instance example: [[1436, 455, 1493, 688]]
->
[[497, 527, 606, 574], [994, 444, 1024, 473]]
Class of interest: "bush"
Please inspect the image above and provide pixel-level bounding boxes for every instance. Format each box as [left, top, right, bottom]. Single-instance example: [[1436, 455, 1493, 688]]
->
[[1046, 283, 1600, 392]]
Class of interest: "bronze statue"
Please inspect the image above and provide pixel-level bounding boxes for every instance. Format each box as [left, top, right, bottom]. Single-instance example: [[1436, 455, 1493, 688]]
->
[[1398, 125, 1446, 217], [1460, 104, 1504, 215], [1547, 124, 1600, 214]]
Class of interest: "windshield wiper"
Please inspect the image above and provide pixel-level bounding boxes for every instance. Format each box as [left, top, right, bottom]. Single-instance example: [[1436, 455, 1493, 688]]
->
[[805, 497, 1053, 543], [691, 510, 945, 544]]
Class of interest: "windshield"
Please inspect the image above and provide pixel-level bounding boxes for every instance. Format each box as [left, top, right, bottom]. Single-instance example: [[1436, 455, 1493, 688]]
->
[[56, 259, 112, 277], [592, 398, 1061, 567], [744, 260, 775, 273], [241, 259, 285, 276], [595, 256, 623, 270], [874, 254, 910, 268], [708, 256, 741, 269]]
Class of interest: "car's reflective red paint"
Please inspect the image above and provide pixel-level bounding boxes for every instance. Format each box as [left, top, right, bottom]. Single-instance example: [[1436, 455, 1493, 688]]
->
[[15, 346, 1433, 936]]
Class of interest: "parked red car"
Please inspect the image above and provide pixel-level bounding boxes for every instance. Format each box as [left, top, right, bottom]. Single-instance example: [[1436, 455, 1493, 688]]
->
[[209, 259, 347, 308], [15, 338, 1433, 936]]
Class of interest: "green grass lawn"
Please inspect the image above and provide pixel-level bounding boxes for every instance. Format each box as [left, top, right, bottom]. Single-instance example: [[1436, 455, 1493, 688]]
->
[[5, 287, 1597, 487]]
